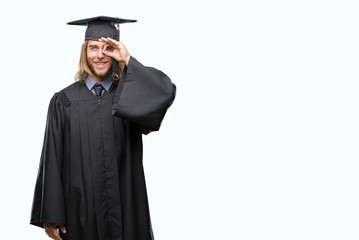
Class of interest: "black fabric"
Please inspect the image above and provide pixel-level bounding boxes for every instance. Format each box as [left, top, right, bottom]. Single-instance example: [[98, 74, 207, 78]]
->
[[30, 57, 176, 240], [85, 20, 117, 41], [67, 16, 137, 26], [67, 16, 137, 41], [113, 57, 176, 135]]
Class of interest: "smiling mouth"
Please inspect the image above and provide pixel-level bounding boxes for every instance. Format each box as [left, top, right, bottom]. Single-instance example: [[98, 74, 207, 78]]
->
[[95, 62, 108, 66]]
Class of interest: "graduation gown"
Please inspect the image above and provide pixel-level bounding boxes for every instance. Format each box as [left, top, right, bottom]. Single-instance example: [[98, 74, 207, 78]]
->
[[30, 57, 176, 240]]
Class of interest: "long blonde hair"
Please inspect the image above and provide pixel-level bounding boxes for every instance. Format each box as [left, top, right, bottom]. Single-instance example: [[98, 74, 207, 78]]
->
[[75, 41, 125, 85]]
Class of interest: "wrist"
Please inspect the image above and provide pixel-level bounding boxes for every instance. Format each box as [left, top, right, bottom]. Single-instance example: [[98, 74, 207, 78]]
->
[[124, 55, 131, 66]]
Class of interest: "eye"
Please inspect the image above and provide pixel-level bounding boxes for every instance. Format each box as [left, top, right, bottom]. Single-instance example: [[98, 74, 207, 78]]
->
[[106, 46, 114, 51], [89, 46, 98, 50]]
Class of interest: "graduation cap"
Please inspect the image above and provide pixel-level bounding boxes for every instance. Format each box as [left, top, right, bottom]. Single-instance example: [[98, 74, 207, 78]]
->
[[67, 16, 137, 41], [67, 16, 137, 71]]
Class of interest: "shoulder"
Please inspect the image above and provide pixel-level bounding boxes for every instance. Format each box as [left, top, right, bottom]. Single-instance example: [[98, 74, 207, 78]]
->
[[49, 91, 70, 110], [59, 81, 90, 102], [62, 81, 84, 95], [48, 82, 80, 107]]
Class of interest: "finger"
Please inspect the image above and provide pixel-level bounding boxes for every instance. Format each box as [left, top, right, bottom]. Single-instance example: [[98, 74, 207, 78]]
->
[[101, 50, 113, 58], [46, 229, 54, 239], [99, 37, 117, 45], [45, 226, 54, 238], [99, 37, 121, 45], [45, 228, 50, 237], [106, 37, 123, 48], [105, 37, 119, 44], [99, 37, 110, 43], [59, 224, 67, 234], [50, 228, 62, 240], [103, 48, 117, 58]]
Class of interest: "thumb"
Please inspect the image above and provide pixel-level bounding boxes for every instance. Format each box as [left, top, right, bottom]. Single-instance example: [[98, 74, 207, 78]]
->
[[102, 50, 114, 58], [59, 224, 66, 234]]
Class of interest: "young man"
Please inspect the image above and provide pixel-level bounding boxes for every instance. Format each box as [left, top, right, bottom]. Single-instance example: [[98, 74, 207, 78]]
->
[[30, 16, 176, 240]]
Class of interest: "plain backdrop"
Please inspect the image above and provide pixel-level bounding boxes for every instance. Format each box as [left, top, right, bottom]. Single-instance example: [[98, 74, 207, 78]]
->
[[0, 0, 359, 239]]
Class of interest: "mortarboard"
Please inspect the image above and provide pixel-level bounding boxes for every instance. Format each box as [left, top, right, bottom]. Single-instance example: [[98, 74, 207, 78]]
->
[[67, 16, 137, 41], [67, 16, 137, 71]]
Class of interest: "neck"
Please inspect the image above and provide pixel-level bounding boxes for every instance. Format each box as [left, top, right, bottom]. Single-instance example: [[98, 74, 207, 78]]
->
[[90, 72, 112, 83]]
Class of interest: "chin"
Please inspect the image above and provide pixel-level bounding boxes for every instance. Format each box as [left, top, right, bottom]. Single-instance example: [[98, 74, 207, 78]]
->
[[95, 71, 111, 78], [89, 63, 113, 80]]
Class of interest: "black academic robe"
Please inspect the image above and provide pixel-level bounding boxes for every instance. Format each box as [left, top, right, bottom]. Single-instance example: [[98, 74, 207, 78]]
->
[[30, 57, 176, 240]]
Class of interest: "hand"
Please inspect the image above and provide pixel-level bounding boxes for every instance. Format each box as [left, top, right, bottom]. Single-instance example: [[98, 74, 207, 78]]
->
[[99, 37, 131, 65], [44, 222, 66, 240]]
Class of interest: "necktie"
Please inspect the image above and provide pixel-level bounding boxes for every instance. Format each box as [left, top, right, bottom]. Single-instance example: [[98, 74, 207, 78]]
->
[[93, 83, 104, 97]]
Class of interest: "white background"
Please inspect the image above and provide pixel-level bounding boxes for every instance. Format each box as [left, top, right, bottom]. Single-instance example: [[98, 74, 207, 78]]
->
[[0, 0, 358, 239]]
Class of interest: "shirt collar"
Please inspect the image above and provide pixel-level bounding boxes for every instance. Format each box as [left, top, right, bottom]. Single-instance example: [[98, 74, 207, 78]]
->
[[85, 75, 113, 92]]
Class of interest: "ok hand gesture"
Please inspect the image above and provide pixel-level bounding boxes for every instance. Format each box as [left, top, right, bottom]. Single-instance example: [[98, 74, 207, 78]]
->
[[99, 37, 131, 65]]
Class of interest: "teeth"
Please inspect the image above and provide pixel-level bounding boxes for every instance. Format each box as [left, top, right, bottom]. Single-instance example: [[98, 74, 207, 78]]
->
[[95, 63, 106, 65]]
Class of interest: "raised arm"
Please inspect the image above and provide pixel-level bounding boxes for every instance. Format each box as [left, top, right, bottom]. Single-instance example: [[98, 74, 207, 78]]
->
[[100, 37, 176, 134]]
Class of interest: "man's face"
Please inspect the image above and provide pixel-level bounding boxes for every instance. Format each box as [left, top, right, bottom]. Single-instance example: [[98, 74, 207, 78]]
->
[[87, 40, 114, 81]]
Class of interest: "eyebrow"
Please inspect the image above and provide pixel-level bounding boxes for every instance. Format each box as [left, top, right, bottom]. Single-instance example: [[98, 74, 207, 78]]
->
[[88, 44, 99, 48]]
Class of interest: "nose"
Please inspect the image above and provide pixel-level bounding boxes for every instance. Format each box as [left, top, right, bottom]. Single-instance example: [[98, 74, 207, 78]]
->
[[97, 49, 104, 59]]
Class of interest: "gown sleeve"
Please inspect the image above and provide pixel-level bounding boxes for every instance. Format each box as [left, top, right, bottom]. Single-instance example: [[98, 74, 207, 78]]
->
[[30, 92, 66, 228], [112, 57, 176, 134]]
